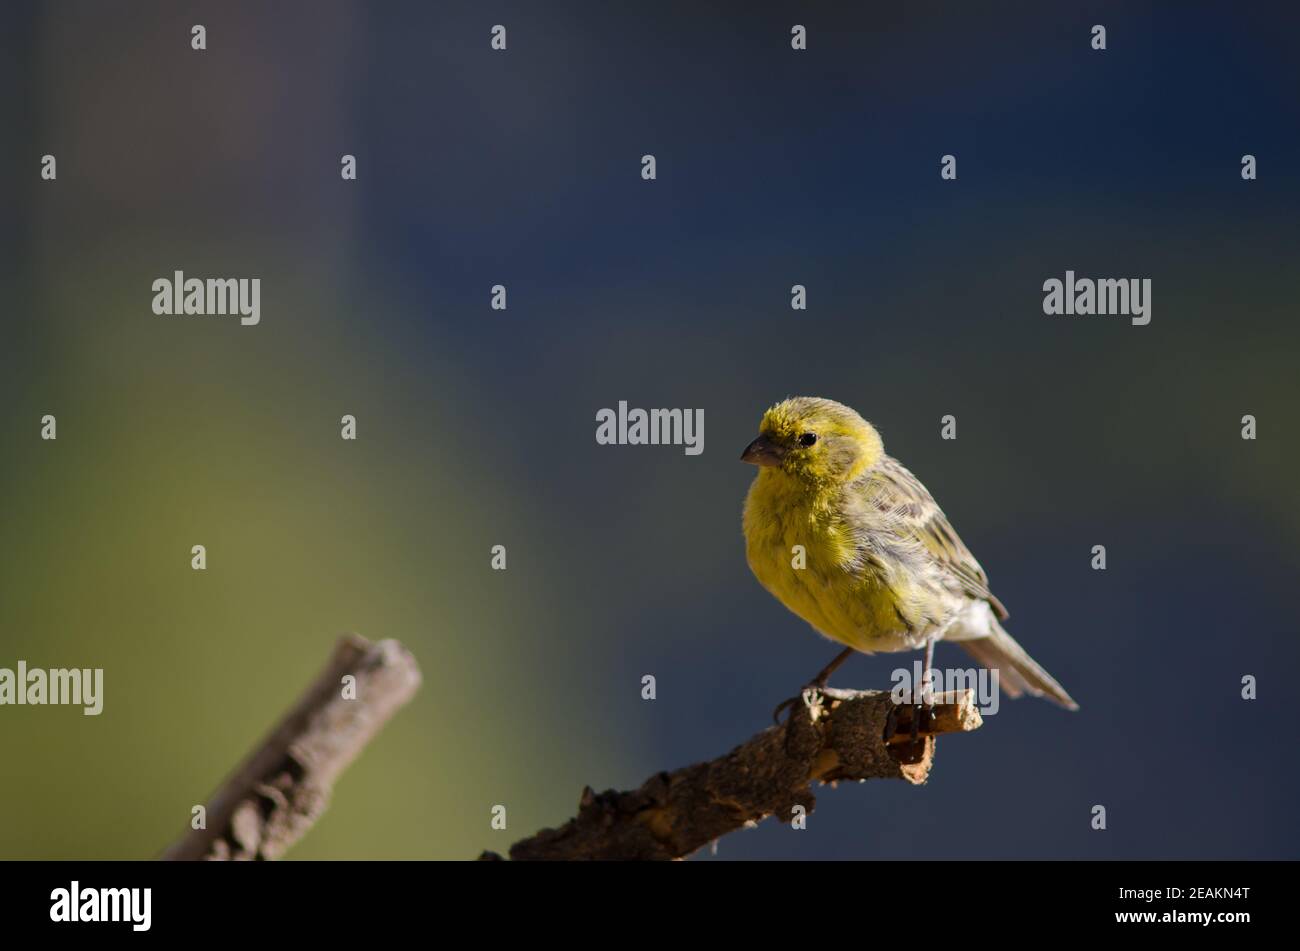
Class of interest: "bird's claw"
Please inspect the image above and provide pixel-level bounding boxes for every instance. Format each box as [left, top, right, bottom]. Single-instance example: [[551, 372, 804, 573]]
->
[[883, 694, 936, 744], [771, 684, 826, 725], [771, 696, 798, 725]]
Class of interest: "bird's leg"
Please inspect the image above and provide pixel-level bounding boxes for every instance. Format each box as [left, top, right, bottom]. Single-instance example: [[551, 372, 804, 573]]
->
[[884, 637, 937, 744], [911, 637, 937, 741], [811, 646, 855, 688], [772, 647, 855, 724]]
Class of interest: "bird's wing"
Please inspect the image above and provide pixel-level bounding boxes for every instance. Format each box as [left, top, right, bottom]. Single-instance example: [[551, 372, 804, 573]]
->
[[859, 456, 1009, 620]]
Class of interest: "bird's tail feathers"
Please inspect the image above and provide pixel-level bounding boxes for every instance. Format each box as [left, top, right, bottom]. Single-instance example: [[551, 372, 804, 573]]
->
[[957, 624, 1079, 711]]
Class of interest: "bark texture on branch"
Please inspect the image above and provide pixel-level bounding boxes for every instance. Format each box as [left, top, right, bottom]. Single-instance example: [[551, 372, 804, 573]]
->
[[492, 687, 981, 861], [161, 634, 421, 861]]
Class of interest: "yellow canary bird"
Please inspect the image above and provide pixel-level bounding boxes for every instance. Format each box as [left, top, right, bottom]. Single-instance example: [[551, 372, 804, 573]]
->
[[741, 396, 1078, 711]]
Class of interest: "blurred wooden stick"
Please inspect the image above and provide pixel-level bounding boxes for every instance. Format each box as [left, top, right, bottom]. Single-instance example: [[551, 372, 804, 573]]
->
[[160, 634, 421, 860], [488, 688, 981, 861]]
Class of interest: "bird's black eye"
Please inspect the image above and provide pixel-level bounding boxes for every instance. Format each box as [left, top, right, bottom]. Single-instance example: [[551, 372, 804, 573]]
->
[[798, 432, 817, 447]]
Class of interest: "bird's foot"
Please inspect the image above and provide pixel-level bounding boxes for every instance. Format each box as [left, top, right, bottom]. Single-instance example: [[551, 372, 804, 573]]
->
[[771, 684, 826, 726], [883, 691, 936, 744], [773, 647, 857, 725]]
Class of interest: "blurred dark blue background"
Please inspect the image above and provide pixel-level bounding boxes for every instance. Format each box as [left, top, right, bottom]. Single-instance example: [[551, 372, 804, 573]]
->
[[2, 1, 1297, 859]]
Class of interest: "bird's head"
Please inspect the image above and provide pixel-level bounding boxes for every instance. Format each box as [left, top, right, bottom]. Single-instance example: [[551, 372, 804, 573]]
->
[[741, 397, 884, 484]]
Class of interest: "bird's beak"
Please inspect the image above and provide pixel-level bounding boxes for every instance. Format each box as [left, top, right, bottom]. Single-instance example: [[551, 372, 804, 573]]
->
[[740, 434, 785, 467]]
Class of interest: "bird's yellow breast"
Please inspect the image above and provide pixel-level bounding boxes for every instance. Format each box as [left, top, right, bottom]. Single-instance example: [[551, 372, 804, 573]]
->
[[742, 470, 911, 652]]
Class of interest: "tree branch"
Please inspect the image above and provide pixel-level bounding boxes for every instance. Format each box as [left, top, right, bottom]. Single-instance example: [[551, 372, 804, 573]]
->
[[489, 687, 982, 861], [160, 634, 421, 860]]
